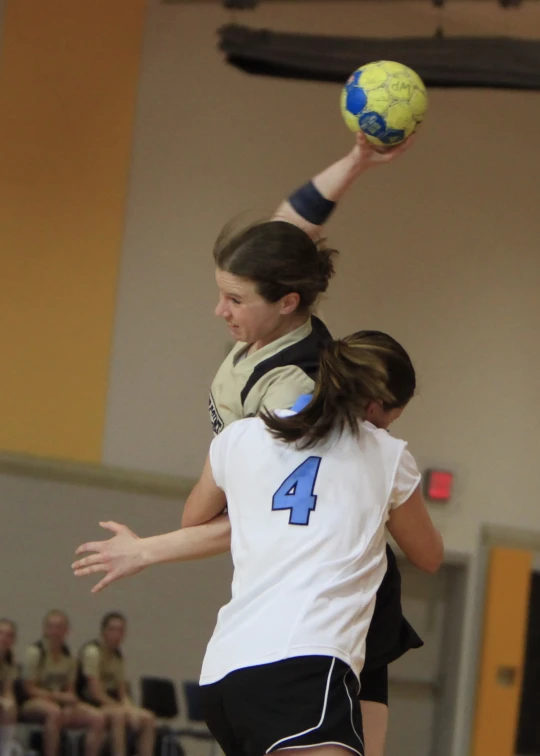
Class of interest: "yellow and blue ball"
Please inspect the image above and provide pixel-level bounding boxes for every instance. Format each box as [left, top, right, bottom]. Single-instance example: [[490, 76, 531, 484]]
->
[[340, 61, 428, 147]]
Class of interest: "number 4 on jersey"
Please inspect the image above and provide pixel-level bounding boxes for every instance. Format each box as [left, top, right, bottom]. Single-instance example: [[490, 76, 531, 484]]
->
[[272, 456, 322, 526]]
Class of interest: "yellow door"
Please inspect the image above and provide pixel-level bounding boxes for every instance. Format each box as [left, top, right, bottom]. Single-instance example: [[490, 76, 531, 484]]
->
[[471, 547, 532, 756]]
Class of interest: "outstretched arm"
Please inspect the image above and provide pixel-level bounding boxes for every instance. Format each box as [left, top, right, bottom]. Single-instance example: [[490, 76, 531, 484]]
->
[[73, 514, 231, 594], [73, 455, 230, 593], [273, 131, 414, 240]]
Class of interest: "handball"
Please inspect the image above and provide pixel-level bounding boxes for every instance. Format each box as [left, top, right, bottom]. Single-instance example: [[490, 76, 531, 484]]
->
[[340, 61, 427, 147]]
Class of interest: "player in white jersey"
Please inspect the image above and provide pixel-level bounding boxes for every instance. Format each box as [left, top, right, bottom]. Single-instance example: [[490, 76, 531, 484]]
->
[[73, 330, 443, 756], [208, 132, 421, 756], [77, 134, 420, 756]]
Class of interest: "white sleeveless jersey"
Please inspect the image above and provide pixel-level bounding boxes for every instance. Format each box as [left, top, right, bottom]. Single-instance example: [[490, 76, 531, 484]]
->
[[200, 415, 421, 685]]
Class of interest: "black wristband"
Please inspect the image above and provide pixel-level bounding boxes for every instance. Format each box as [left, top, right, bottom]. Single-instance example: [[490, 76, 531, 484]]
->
[[288, 180, 336, 226]]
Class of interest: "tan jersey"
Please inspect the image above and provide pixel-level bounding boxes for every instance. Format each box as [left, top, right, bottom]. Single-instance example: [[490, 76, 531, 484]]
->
[[22, 642, 76, 692], [0, 656, 16, 696], [209, 317, 330, 434], [80, 642, 124, 698]]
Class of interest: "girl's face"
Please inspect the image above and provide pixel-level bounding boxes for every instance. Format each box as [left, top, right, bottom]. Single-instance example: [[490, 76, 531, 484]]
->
[[44, 612, 69, 646], [102, 618, 126, 650], [0, 622, 15, 653], [215, 269, 299, 347]]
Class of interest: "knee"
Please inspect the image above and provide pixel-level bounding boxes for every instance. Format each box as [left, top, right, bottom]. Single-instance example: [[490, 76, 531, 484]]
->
[[142, 710, 156, 730], [109, 708, 127, 725], [46, 706, 63, 727], [0, 700, 17, 724], [90, 711, 107, 732]]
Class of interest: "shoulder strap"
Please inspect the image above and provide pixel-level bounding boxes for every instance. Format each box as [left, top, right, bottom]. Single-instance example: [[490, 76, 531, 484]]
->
[[81, 640, 122, 659], [240, 316, 332, 407], [34, 640, 45, 667]]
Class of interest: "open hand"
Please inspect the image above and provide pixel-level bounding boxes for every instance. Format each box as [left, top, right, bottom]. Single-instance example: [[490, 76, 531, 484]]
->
[[73, 522, 145, 594]]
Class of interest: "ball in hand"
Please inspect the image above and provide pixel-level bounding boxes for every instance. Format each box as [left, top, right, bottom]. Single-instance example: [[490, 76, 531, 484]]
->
[[340, 60, 428, 147]]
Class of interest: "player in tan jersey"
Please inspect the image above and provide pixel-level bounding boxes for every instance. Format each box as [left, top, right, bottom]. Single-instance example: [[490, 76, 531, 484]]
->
[[20, 610, 105, 756], [0, 619, 18, 756], [209, 315, 328, 432], [209, 131, 413, 436], [79, 613, 155, 756]]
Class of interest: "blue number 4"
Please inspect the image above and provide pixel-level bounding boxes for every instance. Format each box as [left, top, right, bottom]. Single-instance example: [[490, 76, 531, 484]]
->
[[272, 456, 322, 526]]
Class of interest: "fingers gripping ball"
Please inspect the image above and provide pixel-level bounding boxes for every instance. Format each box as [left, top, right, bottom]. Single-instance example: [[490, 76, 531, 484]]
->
[[340, 61, 428, 147]]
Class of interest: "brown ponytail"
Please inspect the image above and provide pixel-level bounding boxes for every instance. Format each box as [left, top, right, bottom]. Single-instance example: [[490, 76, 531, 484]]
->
[[262, 330, 416, 449]]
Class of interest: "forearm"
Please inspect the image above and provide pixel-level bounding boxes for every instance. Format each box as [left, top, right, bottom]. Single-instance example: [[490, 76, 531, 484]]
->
[[274, 130, 412, 239], [54, 690, 75, 704], [118, 682, 131, 706], [25, 683, 54, 701], [273, 147, 365, 238], [142, 514, 231, 567], [311, 149, 368, 202], [88, 679, 115, 706], [96, 691, 117, 706]]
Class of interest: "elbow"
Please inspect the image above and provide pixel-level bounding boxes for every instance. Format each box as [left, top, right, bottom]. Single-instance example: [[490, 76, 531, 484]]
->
[[181, 510, 196, 529], [417, 541, 444, 574], [421, 556, 443, 574], [181, 485, 201, 529], [412, 556, 440, 574]]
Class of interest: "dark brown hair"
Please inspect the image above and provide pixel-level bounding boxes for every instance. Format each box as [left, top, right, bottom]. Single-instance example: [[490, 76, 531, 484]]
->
[[213, 220, 337, 311], [44, 609, 69, 627], [262, 330, 416, 449], [101, 611, 126, 632]]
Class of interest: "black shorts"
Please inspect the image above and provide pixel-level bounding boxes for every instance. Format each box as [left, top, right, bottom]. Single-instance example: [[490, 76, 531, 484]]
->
[[358, 666, 388, 707], [362, 545, 423, 675], [356, 546, 423, 706], [200, 656, 364, 756]]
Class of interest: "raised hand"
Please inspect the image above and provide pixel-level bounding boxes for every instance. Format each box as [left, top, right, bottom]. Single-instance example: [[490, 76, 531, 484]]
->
[[72, 521, 145, 594], [349, 130, 417, 168]]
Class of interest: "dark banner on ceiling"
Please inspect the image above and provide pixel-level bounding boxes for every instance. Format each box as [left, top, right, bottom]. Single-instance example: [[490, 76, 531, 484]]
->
[[218, 23, 540, 89]]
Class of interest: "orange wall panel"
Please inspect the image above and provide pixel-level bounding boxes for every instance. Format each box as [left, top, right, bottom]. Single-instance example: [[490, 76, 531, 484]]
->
[[471, 547, 532, 756], [0, 0, 146, 462]]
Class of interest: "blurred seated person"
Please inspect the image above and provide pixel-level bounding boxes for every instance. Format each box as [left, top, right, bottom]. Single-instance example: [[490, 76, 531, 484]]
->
[[20, 610, 105, 756], [0, 619, 19, 756], [79, 612, 155, 756]]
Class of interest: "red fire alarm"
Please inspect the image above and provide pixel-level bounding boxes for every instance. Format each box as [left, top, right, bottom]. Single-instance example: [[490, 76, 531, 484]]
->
[[424, 469, 453, 502]]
